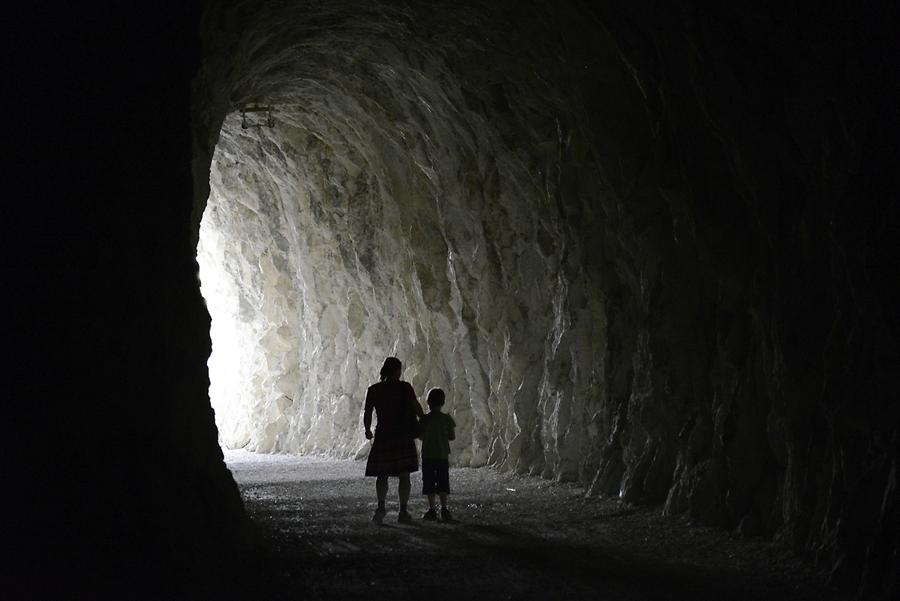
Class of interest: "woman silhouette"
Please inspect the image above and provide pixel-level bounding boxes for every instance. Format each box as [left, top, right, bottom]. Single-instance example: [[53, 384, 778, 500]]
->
[[363, 356, 423, 524]]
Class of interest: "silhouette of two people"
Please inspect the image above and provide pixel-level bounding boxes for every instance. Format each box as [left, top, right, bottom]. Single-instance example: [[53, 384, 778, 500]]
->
[[363, 356, 456, 524]]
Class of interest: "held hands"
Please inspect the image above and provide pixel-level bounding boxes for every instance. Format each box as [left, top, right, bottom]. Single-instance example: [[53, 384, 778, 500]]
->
[[365, 429, 373, 440]]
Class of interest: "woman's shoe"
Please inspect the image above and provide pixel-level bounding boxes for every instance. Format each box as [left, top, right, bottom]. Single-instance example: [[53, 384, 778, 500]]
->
[[397, 510, 413, 524], [372, 507, 386, 524]]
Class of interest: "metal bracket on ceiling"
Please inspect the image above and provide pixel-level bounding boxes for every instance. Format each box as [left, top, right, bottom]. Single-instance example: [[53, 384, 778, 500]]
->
[[240, 105, 275, 129]]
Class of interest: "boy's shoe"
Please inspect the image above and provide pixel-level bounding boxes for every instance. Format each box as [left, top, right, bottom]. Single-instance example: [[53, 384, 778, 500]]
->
[[397, 510, 413, 524], [422, 508, 438, 521], [372, 508, 386, 524], [440, 508, 455, 523]]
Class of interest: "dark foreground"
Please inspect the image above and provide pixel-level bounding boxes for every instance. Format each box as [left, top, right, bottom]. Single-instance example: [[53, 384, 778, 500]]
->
[[225, 450, 844, 601]]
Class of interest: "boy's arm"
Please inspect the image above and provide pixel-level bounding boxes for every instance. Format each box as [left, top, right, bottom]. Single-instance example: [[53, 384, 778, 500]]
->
[[448, 415, 456, 441]]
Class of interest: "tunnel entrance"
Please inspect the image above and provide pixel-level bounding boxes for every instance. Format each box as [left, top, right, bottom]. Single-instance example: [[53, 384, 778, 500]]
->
[[193, 36, 615, 474], [195, 104, 486, 459], [192, 0, 627, 481], [196, 110, 368, 454]]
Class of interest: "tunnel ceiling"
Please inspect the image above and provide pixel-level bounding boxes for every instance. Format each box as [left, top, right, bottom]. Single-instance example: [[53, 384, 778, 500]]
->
[[196, 2, 645, 471], [193, 1, 898, 595]]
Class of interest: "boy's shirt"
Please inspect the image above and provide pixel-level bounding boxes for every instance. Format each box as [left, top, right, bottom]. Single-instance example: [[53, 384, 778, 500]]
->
[[419, 411, 456, 459]]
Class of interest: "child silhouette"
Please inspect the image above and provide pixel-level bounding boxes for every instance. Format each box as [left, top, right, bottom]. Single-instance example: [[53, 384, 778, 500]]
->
[[418, 388, 456, 522]]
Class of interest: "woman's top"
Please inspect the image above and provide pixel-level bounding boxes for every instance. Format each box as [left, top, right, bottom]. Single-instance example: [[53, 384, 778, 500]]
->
[[364, 380, 420, 439]]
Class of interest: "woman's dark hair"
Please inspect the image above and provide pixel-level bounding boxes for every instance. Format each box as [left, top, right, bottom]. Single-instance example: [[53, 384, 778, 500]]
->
[[379, 357, 402, 382]]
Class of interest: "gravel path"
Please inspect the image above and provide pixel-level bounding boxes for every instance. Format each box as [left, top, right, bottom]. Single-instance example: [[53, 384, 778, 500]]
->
[[225, 449, 844, 601]]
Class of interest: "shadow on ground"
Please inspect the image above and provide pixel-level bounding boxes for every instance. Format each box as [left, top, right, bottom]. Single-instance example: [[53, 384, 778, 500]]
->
[[225, 450, 844, 601]]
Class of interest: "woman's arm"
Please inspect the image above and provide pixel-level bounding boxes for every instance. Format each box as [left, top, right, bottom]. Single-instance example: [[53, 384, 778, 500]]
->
[[363, 407, 374, 439], [407, 382, 425, 417], [363, 388, 374, 439]]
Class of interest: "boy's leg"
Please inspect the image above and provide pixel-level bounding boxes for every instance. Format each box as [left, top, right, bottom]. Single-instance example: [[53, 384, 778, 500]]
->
[[438, 458, 450, 501], [422, 459, 438, 520], [376, 475, 388, 509], [437, 459, 455, 522], [439, 493, 448, 509], [423, 458, 436, 508]]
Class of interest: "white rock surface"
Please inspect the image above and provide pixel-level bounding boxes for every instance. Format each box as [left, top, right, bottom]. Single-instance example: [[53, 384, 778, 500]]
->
[[195, 2, 623, 477]]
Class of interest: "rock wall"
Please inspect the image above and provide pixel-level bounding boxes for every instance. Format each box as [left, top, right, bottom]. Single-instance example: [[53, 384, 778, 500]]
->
[[196, 2, 622, 472], [10, 4, 253, 596], [592, 4, 900, 595], [193, 1, 898, 596]]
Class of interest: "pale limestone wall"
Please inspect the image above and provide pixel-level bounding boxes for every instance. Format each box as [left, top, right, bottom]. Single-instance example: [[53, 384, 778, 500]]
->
[[196, 4, 619, 475]]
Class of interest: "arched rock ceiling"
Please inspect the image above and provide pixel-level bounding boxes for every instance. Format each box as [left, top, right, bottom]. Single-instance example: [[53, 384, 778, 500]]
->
[[196, 2, 644, 481]]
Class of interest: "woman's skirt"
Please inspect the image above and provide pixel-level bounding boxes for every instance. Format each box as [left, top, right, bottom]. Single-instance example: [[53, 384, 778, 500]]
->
[[365, 435, 419, 476]]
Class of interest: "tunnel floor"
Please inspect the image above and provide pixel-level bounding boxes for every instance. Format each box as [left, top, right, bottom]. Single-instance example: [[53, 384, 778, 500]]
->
[[225, 450, 842, 601]]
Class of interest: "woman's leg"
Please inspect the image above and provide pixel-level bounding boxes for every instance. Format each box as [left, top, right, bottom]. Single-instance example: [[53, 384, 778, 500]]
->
[[376, 475, 388, 509], [398, 472, 411, 510]]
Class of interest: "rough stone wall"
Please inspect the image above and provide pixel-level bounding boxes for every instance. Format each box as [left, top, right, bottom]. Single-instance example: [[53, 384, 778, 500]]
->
[[194, 1, 898, 596], [195, 2, 627, 475], [592, 4, 900, 596], [10, 4, 252, 595]]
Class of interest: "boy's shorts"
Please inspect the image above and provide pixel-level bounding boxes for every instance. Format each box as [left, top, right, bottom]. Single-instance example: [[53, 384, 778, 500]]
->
[[421, 457, 450, 495]]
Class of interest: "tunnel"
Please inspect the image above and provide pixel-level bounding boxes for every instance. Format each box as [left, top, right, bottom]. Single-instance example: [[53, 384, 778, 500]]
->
[[11, 1, 898, 600], [194, 1, 636, 470]]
